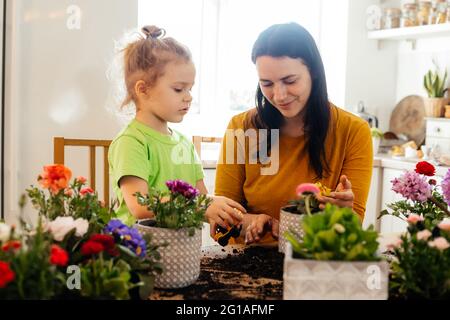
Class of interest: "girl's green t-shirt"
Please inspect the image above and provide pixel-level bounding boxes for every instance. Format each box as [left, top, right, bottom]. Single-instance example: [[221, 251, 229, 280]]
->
[[108, 119, 204, 225]]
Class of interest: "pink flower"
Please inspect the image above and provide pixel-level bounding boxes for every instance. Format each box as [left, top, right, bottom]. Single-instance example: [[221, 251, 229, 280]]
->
[[438, 219, 450, 232], [296, 183, 320, 196], [386, 238, 403, 251], [391, 171, 431, 202], [407, 214, 424, 225], [442, 169, 450, 206], [428, 237, 450, 251], [76, 176, 87, 184], [80, 187, 94, 196], [64, 188, 73, 197], [416, 230, 432, 241]]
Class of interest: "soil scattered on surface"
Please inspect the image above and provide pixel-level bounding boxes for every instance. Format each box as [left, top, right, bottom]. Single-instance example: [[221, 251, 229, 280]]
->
[[151, 246, 284, 300]]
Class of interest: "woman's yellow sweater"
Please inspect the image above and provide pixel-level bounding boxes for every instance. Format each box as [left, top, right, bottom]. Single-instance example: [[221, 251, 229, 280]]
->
[[215, 104, 373, 221]]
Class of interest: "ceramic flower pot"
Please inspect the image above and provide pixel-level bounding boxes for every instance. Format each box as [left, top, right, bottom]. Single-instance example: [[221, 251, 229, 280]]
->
[[283, 243, 389, 300], [279, 205, 306, 254], [424, 97, 447, 118], [136, 220, 202, 289]]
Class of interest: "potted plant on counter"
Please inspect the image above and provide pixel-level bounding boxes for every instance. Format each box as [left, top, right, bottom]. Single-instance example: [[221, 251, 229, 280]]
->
[[370, 128, 383, 155], [283, 204, 388, 300], [423, 61, 448, 118], [135, 180, 211, 289], [279, 183, 331, 253]]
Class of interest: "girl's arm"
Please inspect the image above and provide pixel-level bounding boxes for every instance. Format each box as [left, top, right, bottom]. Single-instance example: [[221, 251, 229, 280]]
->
[[119, 175, 155, 220]]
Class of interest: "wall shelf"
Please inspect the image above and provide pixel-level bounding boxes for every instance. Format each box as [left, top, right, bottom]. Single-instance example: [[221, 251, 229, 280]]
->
[[368, 23, 450, 49]]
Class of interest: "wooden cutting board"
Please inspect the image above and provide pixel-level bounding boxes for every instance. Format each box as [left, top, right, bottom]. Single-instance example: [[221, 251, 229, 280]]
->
[[389, 95, 426, 146]]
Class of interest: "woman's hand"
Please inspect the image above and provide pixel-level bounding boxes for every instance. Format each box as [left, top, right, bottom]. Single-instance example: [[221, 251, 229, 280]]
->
[[244, 214, 279, 245], [205, 196, 247, 237], [317, 175, 354, 210]]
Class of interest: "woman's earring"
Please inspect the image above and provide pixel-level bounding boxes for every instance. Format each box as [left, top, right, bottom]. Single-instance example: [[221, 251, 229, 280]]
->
[[261, 96, 266, 107]]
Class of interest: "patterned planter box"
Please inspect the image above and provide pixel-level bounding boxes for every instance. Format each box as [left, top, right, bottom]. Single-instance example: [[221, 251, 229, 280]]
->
[[283, 243, 389, 300], [136, 220, 202, 289], [279, 206, 306, 254]]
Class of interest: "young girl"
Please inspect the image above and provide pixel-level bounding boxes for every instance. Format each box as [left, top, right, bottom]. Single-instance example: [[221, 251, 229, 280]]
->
[[109, 26, 245, 229]]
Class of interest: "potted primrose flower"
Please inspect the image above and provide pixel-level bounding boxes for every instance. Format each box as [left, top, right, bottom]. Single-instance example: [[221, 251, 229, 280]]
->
[[283, 204, 389, 300], [134, 180, 211, 289], [279, 183, 331, 253]]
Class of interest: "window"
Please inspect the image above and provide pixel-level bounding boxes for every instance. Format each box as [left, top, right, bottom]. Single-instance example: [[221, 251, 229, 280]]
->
[[139, 0, 321, 136]]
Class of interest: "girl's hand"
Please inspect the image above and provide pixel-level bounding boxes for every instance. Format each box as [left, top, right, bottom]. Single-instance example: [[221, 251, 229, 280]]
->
[[244, 214, 279, 245], [205, 196, 247, 237], [317, 175, 354, 210]]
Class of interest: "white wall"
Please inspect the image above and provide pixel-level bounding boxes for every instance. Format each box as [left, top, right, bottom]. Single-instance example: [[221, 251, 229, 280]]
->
[[344, 0, 398, 131], [4, 0, 138, 224]]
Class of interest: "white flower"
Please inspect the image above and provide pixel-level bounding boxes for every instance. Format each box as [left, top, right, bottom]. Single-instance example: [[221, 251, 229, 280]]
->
[[73, 218, 89, 237], [416, 230, 432, 241], [0, 223, 12, 242], [46, 216, 89, 241], [333, 223, 345, 234]]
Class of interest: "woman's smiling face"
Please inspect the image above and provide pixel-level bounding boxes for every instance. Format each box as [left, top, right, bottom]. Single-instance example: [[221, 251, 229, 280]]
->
[[256, 55, 312, 119]]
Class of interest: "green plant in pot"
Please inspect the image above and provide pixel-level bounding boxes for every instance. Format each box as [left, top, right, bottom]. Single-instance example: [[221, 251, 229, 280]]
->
[[370, 128, 383, 155], [278, 183, 330, 253], [283, 204, 388, 300], [134, 180, 211, 289], [423, 62, 448, 118]]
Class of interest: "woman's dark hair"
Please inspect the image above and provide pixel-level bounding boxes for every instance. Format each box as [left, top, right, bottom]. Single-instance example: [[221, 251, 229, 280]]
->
[[251, 22, 331, 180]]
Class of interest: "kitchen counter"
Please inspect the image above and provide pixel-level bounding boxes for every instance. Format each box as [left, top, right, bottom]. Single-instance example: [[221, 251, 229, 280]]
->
[[373, 154, 450, 176]]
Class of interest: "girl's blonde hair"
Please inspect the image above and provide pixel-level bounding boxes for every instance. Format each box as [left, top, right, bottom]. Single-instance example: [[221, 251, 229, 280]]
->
[[121, 25, 192, 108]]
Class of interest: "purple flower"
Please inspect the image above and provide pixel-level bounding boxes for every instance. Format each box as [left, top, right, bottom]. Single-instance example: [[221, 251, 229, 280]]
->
[[391, 171, 431, 202], [104, 219, 128, 235], [442, 169, 450, 206], [166, 180, 199, 199], [104, 219, 146, 257]]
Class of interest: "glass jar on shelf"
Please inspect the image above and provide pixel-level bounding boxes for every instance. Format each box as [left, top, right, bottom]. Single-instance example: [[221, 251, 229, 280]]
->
[[383, 8, 401, 29], [401, 3, 418, 27], [434, 0, 447, 23], [417, 0, 432, 25]]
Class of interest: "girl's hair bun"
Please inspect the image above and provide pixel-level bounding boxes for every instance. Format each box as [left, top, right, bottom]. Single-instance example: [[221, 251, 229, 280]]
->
[[142, 25, 166, 39]]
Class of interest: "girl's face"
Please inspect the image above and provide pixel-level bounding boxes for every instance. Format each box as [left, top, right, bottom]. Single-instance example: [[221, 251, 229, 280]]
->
[[256, 56, 312, 119], [140, 60, 195, 123]]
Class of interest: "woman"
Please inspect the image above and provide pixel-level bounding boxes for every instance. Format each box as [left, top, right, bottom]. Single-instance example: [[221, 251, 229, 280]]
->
[[207, 22, 372, 244]]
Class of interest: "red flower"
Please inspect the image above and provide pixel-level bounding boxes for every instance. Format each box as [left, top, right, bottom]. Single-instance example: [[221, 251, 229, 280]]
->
[[0, 261, 15, 288], [38, 164, 72, 194], [81, 240, 105, 256], [80, 187, 94, 196], [49, 244, 69, 267], [88, 234, 118, 256], [415, 161, 435, 176], [1, 240, 21, 252]]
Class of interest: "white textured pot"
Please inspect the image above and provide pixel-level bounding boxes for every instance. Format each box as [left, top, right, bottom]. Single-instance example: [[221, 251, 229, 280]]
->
[[279, 206, 306, 254], [283, 243, 389, 300], [136, 221, 202, 289]]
